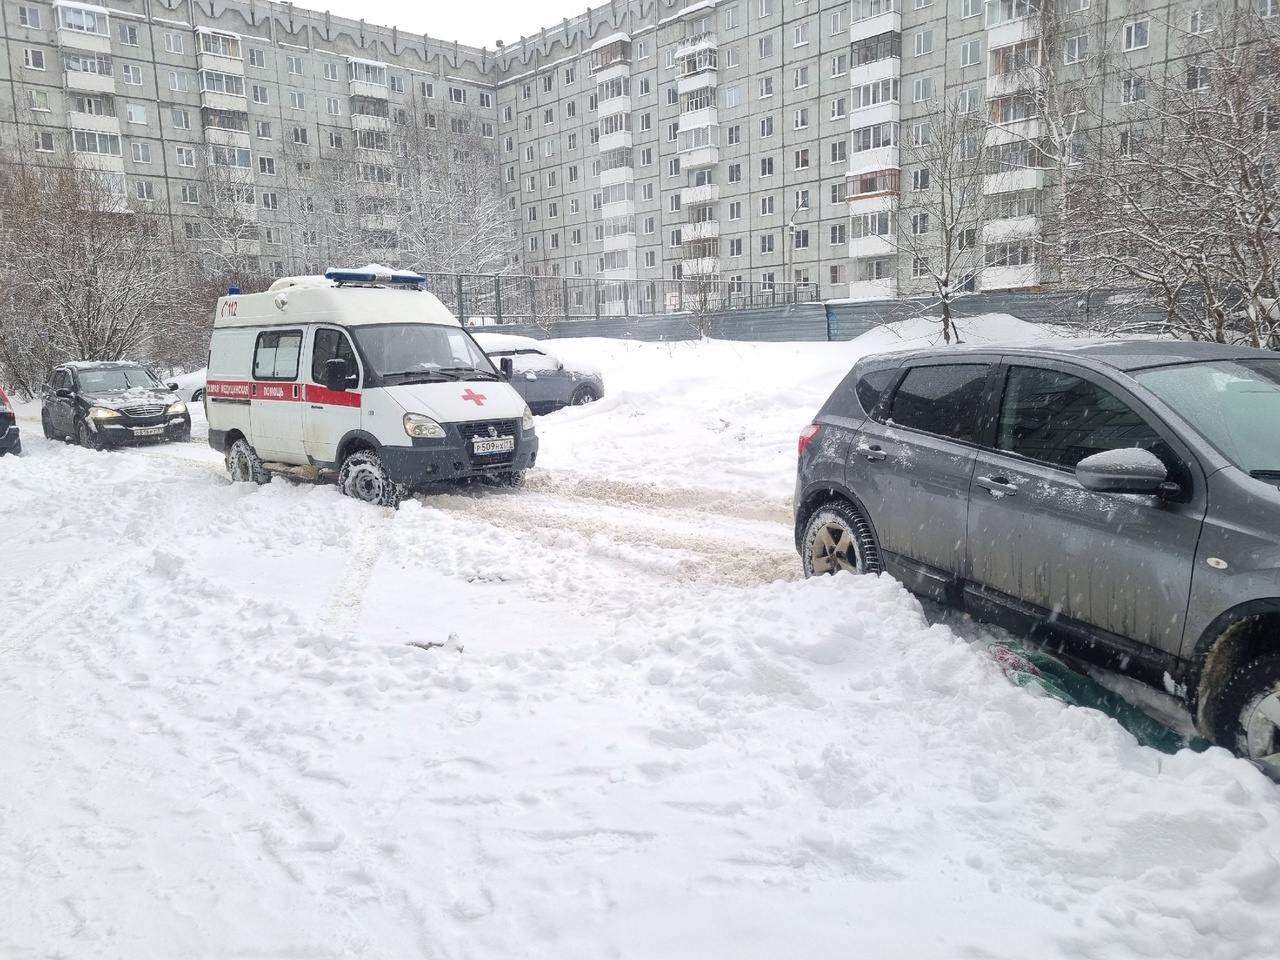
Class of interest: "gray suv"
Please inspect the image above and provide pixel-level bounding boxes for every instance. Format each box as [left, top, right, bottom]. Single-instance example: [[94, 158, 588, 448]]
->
[[795, 341, 1280, 771]]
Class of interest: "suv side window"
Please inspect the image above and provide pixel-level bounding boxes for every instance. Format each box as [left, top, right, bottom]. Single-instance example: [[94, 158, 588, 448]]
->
[[253, 330, 303, 380], [53, 370, 72, 392], [887, 363, 991, 443], [311, 328, 357, 384], [997, 365, 1162, 469]]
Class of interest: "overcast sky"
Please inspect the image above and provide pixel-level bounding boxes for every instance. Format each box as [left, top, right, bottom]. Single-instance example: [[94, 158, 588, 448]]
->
[[319, 0, 589, 50]]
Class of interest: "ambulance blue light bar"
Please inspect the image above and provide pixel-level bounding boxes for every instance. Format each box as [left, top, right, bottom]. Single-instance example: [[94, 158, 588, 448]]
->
[[324, 267, 426, 287]]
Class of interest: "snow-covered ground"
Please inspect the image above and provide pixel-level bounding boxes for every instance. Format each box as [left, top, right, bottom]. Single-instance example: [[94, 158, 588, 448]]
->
[[3, 316, 1280, 960]]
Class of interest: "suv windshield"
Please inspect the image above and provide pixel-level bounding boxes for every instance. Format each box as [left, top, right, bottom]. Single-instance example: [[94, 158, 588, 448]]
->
[[76, 367, 164, 393], [351, 323, 498, 382], [1135, 358, 1280, 475]]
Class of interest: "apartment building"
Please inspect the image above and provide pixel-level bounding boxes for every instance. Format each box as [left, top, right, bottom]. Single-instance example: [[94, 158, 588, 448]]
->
[[0, 0, 1211, 308]]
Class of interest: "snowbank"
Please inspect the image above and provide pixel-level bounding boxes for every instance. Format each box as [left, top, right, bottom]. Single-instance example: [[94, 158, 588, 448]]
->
[[3, 315, 1278, 960]]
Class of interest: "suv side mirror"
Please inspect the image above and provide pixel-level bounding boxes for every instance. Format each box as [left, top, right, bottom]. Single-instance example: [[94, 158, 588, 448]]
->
[[499, 357, 514, 380], [165, 381, 179, 391], [323, 358, 349, 392], [1075, 449, 1168, 494], [55, 387, 72, 399]]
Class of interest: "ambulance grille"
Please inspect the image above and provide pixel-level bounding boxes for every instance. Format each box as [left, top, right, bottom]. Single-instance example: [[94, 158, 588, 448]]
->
[[457, 419, 519, 468]]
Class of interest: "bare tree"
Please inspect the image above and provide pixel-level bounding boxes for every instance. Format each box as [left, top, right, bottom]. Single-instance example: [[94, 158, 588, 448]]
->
[[892, 94, 991, 343], [1072, 2, 1280, 345], [0, 156, 186, 396]]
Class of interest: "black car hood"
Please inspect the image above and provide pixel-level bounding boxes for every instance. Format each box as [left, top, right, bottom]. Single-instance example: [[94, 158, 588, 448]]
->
[[80, 389, 180, 409]]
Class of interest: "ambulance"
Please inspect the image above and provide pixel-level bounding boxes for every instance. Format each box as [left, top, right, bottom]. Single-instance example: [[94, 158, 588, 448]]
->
[[206, 266, 538, 506]]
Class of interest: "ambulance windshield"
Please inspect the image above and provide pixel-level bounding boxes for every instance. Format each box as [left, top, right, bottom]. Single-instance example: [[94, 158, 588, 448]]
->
[[352, 323, 499, 383]]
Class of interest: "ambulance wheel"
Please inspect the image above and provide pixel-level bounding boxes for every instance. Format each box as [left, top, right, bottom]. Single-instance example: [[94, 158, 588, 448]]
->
[[339, 449, 406, 508], [226, 438, 269, 485], [483, 470, 526, 489]]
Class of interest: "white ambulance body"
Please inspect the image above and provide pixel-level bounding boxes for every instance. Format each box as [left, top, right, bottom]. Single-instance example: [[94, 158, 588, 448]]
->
[[206, 268, 537, 505]]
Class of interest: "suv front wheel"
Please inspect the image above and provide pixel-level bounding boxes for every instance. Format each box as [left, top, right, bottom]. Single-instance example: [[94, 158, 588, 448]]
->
[[1214, 652, 1280, 777], [800, 500, 881, 578]]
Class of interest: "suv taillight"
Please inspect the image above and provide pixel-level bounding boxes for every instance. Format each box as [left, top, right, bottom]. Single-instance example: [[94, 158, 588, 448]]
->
[[0, 387, 10, 415], [798, 423, 821, 457]]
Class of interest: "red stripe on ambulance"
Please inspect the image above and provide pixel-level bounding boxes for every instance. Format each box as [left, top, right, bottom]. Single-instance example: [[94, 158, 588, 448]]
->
[[207, 379, 360, 407]]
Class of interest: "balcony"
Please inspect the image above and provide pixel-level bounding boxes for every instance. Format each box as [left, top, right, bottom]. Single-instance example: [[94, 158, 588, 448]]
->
[[675, 32, 717, 56], [986, 117, 1041, 146], [982, 215, 1041, 244], [598, 129, 632, 153], [980, 264, 1040, 291], [67, 111, 119, 135], [70, 149, 124, 175], [848, 233, 894, 258], [204, 125, 251, 149], [849, 55, 900, 89], [680, 183, 720, 205], [683, 220, 720, 242], [847, 276, 897, 301], [850, 100, 899, 130], [987, 15, 1040, 51], [848, 145, 899, 177], [592, 62, 631, 85], [846, 169, 900, 206], [681, 256, 720, 277], [677, 70, 717, 96], [196, 32, 244, 75], [200, 88, 246, 113], [682, 145, 720, 169], [984, 167, 1046, 195], [361, 214, 399, 232], [599, 164, 635, 187], [597, 94, 632, 115], [680, 106, 718, 130], [602, 231, 636, 252], [351, 112, 392, 132], [986, 71, 1024, 100], [600, 197, 636, 217], [852, 11, 901, 42], [54, 1, 112, 54], [65, 69, 115, 95]]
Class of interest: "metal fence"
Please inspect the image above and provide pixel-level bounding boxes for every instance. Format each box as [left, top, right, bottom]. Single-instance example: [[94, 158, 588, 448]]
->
[[415, 273, 821, 325]]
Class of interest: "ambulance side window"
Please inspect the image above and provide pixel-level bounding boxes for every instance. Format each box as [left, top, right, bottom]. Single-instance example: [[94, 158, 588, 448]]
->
[[253, 330, 302, 380], [311, 329, 358, 385]]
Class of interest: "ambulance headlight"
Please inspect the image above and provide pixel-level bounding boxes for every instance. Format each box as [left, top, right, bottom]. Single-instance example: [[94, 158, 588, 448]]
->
[[166, 401, 187, 416], [88, 406, 121, 420], [522, 405, 534, 432], [403, 413, 446, 439]]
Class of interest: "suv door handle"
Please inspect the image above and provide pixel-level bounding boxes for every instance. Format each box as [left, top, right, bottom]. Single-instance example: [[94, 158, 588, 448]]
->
[[856, 443, 887, 462], [977, 475, 1019, 497]]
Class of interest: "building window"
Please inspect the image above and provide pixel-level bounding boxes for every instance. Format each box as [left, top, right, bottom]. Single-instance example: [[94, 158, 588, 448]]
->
[[259, 156, 276, 175], [175, 146, 195, 166], [252, 85, 269, 104], [1121, 77, 1146, 104], [912, 77, 932, 103], [1122, 19, 1149, 51], [961, 40, 980, 67], [118, 24, 139, 46], [23, 48, 46, 70], [287, 55, 303, 76], [1064, 33, 1089, 64], [17, 5, 40, 28], [327, 96, 341, 115], [914, 30, 933, 57], [126, 103, 147, 125], [28, 90, 50, 112], [290, 91, 305, 110], [248, 48, 265, 68], [134, 180, 154, 201], [180, 184, 198, 204], [33, 130, 54, 152], [1187, 64, 1210, 90]]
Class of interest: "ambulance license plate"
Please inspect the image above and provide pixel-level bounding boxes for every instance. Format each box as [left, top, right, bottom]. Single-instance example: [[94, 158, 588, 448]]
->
[[472, 436, 514, 455], [133, 426, 165, 437]]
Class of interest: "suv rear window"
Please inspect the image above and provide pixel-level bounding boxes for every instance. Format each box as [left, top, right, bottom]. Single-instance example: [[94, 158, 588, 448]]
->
[[855, 367, 896, 416], [888, 363, 991, 443]]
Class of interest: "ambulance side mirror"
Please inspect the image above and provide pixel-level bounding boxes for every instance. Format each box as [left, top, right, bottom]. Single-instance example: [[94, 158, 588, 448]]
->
[[323, 358, 349, 392], [499, 357, 514, 380]]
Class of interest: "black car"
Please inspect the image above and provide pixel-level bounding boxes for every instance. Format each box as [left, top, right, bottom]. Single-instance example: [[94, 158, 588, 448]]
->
[[0, 385, 19, 456], [41, 362, 191, 450]]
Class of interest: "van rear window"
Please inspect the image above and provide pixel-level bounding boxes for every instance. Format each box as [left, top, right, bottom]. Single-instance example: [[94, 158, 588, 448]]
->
[[253, 330, 302, 380]]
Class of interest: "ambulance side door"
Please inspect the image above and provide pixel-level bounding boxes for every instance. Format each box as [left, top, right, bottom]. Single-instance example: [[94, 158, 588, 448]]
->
[[249, 327, 306, 462], [304, 326, 362, 465]]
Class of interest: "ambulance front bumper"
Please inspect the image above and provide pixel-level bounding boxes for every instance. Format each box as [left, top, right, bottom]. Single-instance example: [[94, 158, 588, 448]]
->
[[379, 431, 538, 486]]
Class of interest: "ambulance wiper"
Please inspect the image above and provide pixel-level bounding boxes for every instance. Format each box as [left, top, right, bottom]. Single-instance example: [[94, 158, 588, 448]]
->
[[436, 366, 501, 381], [381, 370, 456, 383]]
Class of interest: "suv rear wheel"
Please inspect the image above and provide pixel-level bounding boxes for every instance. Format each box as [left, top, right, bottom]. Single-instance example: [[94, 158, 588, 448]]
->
[[800, 500, 881, 578], [1213, 652, 1280, 777], [338, 449, 406, 508]]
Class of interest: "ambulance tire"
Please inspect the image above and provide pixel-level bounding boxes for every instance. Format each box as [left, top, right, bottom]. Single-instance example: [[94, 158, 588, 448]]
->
[[226, 438, 269, 485], [338, 448, 406, 508]]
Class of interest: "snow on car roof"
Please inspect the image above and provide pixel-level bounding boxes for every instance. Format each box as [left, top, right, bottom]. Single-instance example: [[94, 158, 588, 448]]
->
[[62, 360, 149, 370]]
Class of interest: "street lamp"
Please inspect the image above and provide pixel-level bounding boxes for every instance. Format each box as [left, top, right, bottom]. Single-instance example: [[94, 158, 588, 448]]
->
[[784, 201, 806, 304]]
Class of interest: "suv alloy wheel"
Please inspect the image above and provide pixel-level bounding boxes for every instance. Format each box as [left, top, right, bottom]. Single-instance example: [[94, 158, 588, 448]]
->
[[801, 501, 881, 578]]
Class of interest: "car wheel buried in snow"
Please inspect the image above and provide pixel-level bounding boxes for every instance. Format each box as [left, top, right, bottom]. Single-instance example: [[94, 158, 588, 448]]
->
[[338, 449, 406, 508], [226, 438, 269, 485], [801, 501, 881, 578]]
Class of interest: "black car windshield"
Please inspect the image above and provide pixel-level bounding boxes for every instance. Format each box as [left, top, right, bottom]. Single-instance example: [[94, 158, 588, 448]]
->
[[1135, 358, 1280, 475], [76, 367, 164, 393], [351, 323, 497, 381]]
